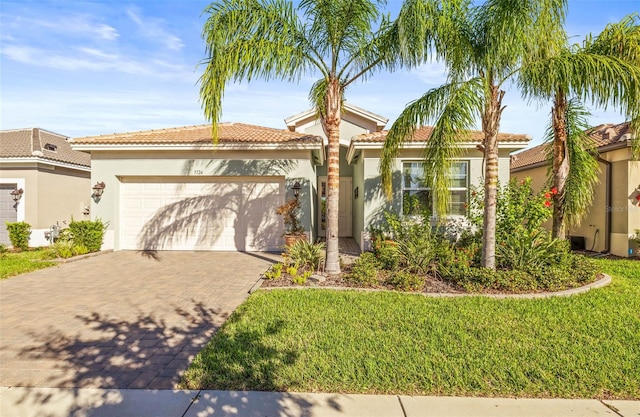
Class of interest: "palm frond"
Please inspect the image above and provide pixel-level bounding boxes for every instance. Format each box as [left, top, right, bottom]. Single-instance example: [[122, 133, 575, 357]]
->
[[200, 0, 320, 140], [380, 78, 483, 215], [543, 98, 600, 228]]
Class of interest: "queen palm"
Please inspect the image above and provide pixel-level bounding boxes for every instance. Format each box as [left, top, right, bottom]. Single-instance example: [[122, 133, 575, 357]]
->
[[199, 0, 401, 273], [520, 14, 640, 238], [381, 0, 567, 269]]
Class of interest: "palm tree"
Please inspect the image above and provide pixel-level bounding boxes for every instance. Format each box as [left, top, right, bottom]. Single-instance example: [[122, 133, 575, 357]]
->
[[199, 0, 400, 273], [520, 14, 640, 238], [381, 0, 567, 269]]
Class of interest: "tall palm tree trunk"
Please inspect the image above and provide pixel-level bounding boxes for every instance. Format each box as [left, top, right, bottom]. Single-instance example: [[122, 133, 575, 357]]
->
[[323, 78, 342, 274], [551, 91, 569, 239], [481, 84, 505, 269]]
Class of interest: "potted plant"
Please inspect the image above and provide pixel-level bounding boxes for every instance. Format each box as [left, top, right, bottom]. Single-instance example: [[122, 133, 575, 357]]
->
[[276, 198, 306, 246]]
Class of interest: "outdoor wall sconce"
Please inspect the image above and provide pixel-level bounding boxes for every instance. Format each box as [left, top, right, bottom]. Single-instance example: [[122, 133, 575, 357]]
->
[[354, 186, 359, 199], [292, 181, 301, 199], [11, 188, 23, 203], [92, 182, 106, 199]]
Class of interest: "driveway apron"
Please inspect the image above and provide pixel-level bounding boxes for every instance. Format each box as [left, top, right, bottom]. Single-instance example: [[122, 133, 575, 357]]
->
[[0, 251, 276, 389]]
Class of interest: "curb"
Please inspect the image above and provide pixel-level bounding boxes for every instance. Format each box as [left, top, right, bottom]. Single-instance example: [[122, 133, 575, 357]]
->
[[49, 249, 114, 264], [257, 274, 612, 299]]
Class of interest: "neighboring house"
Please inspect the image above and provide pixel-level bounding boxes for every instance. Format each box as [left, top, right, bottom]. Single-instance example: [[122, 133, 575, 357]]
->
[[511, 122, 640, 257], [0, 128, 91, 246], [70, 104, 529, 252]]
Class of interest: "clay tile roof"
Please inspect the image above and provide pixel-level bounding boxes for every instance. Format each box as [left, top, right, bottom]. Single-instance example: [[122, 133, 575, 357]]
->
[[0, 128, 90, 168], [71, 123, 322, 145], [352, 126, 530, 143], [510, 121, 635, 170]]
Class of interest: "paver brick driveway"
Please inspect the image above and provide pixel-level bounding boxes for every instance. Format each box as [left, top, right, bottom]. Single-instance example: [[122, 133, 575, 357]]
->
[[0, 251, 277, 389]]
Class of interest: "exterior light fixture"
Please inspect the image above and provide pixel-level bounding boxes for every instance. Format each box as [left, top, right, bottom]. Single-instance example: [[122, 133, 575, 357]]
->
[[10, 188, 23, 203], [292, 181, 301, 199], [92, 182, 106, 199]]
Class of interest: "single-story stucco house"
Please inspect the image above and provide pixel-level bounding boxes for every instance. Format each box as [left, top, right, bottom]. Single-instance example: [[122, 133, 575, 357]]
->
[[511, 122, 640, 257], [0, 128, 91, 246], [70, 104, 530, 252]]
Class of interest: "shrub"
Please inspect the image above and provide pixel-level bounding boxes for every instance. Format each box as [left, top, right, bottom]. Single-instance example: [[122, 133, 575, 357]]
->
[[264, 263, 283, 280], [286, 240, 325, 270], [286, 264, 299, 277], [385, 270, 424, 291], [68, 219, 106, 252], [50, 241, 74, 259], [0, 243, 8, 254], [72, 245, 90, 256], [397, 232, 438, 274], [497, 229, 570, 271], [372, 239, 399, 270], [5, 221, 31, 251], [293, 270, 312, 285], [345, 252, 379, 286]]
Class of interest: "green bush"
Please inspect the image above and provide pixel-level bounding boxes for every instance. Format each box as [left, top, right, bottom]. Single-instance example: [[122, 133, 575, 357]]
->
[[346, 252, 379, 286], [50, 241, 74, 259], [72, 244, 90, 256], [443, 253, 598, 293], [5, 221, 31, 251], [497, 229, 570, 271], [0, 243, 8, 254], [372, 239, 399, 270], [68, 219, 106, 252], [385, 270, 424, 291], [286, 240, 325, 270]]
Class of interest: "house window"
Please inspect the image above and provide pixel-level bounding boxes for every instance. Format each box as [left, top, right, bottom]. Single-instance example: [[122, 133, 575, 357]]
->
[[402, 161, 469, 216]]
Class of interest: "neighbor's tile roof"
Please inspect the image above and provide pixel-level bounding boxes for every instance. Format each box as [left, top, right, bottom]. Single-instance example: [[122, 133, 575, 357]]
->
[[510, 121, 635, 170], [0, 128, 91, 167], [353, 126, 530, 143], [71, 123, 322, 145]]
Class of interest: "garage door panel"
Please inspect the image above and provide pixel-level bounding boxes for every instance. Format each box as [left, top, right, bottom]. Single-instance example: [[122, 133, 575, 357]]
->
[[120, 177, 284, 251]]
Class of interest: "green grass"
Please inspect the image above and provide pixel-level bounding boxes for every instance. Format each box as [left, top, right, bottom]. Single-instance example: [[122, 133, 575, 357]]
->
[[0, 249, 56, 279], [181, 258, 640, 399]]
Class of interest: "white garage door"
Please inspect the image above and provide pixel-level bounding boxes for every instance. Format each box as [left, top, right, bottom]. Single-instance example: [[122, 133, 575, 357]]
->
[[120, 177, 284, 251]]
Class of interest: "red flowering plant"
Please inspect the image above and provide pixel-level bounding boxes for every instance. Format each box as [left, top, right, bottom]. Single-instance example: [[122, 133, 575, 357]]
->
[[468, 178, 552, 236]]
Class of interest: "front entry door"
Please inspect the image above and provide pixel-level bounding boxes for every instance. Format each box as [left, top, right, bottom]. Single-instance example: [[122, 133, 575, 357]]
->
[[318, 177, 352, 237]]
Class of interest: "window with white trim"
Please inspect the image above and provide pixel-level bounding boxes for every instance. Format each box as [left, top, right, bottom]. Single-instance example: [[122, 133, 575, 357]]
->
[[402, 161, 469, 216]]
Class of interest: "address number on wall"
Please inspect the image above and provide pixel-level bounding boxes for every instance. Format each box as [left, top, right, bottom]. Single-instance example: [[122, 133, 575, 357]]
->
[[193, 170, 204, 175]]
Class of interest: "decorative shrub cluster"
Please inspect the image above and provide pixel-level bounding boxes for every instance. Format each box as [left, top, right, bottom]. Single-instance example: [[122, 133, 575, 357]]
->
[[263, 240, 325, 284], [363, 178, 599, 293], [48, 218, 107, 258]]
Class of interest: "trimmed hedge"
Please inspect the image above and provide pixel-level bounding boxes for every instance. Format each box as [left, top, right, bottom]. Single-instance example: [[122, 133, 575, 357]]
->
[[5, 221, 31, 251], [68, 219, 107, 252]]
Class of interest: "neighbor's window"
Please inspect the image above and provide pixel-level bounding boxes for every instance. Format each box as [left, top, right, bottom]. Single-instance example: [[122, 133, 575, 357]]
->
[[402, 161, 469, 216]]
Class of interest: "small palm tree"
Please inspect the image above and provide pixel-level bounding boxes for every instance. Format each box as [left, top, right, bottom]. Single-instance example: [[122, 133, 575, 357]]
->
[[199, 0, 400, 273], [520, 14, 640, 237], [381, 0, 568, 269]]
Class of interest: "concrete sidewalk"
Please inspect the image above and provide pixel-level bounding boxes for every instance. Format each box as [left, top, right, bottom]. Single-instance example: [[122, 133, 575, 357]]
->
[[1, 387, 638, 417]]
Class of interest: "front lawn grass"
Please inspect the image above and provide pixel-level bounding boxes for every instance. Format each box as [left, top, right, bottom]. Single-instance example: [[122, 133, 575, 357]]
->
[[0, 249, 56, 279], [180, 258, 640, 399]]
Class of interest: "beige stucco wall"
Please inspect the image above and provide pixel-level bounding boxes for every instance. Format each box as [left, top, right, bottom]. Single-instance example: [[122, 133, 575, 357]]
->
[[89, 149, 318, 250], [1, 165, 90, 245], [512, 146, 638, 257]]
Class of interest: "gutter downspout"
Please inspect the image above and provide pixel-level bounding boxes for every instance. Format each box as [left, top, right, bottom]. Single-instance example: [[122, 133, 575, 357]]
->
[[597, 155, 612, 253]]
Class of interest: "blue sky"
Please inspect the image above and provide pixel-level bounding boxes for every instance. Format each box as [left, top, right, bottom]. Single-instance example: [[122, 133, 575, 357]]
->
[[0, 0, 637, 145]]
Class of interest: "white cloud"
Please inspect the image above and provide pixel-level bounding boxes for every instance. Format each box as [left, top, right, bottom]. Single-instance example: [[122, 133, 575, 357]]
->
[[126, 7, 185, 51], [5, 14, 119, 41], [412, 61, 448, 86]]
